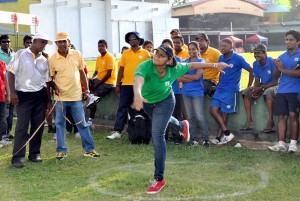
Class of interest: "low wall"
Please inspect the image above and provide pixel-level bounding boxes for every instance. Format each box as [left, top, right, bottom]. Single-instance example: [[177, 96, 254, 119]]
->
[[93, 90, 281, 142]]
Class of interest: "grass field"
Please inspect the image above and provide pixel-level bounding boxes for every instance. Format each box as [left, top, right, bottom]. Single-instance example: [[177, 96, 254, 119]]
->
[[86, 51, 284, 90], [0, 130, 299, 201]]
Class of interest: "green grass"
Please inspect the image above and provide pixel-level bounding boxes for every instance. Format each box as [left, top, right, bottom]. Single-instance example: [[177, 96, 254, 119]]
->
[[0, 129, 299, 201], [85, 51, 284, 90]]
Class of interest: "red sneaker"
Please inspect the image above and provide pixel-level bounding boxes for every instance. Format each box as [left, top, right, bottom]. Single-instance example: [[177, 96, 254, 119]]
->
[[179, 120, 190, 142], [146, 179, 166, 194]]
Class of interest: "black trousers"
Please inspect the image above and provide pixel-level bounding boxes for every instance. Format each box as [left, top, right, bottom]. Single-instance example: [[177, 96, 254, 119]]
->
[[11, 88, 47, 163]]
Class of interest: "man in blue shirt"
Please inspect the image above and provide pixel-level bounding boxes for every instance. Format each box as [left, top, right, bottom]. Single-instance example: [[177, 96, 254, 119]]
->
[[269, 30, 300, 153], [210, 38, 253, 145], [240, 44, 278, 133]]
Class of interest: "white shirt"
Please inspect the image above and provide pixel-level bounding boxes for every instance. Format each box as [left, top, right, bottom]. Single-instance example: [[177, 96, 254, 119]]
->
[[10, 48, 49, 92]]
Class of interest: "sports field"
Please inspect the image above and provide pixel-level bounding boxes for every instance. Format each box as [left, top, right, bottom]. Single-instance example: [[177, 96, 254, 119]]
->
[[0, 131, 299, 200]]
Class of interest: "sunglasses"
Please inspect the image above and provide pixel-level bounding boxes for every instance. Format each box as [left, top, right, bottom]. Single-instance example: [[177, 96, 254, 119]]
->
[[129, 37, 138, 41], [1, 41, 10, 44]]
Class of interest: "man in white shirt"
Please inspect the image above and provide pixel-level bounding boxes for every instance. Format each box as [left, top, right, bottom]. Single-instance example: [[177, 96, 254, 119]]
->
[[8, 32, 52, 168]]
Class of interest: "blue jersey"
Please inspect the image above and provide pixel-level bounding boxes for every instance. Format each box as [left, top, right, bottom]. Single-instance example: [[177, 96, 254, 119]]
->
[[172, 56, 182, 94], [217, 51, 251, 92], [277, 48, 300, 93], [253, 56, 275, 85], [181, 57, 204, 97]]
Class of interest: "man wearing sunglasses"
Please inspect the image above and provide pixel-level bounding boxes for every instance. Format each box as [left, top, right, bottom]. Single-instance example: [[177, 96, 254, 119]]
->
[[107, 31, 150, 140], [0, 35, 15, 146]]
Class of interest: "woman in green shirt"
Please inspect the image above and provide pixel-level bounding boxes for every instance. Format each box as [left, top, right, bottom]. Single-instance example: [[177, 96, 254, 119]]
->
[[132, 44, 230, 194]]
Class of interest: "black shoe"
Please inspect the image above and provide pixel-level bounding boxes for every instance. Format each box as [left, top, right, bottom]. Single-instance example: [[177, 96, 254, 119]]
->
[[28, 155, 43, 162], [203, 140, 210, 148], [48, 126, 55, 134], [12, 161, 25, 168], [173, 137, 183, 145]]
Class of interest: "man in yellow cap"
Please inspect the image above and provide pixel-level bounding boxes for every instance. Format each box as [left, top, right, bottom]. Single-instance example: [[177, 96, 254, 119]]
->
[[48, 32, 100, 160]]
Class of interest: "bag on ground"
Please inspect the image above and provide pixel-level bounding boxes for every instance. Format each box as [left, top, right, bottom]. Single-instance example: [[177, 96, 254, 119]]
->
[[127, 110, 151, 144]]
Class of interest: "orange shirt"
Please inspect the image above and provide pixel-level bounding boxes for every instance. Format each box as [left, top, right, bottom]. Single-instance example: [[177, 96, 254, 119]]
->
[[175, 49, 189, 60], [95, 52, 117, 85], [182, 44, 188, 52], [120, 48, 150, 85], [201, 46, 222, 84]]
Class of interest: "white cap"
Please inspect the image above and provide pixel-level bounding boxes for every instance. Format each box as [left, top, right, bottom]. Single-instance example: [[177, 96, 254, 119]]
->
[[32, 32, 53, 45]]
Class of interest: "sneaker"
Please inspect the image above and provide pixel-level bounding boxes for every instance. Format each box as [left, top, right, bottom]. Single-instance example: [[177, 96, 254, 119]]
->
[[218, 133, 235, 145], [210, 138, 220, 145], [146, 179, 166, 194], [190, 140, 199, 146], [107, 131, 121, 139], [268, 141, 287, 152], [0, 144, 3, 148], [288, 144, 299, 153], [203, 140, 210, 148], [4, 133, 14, 139], [179, 120, 190, 142], [0, 139, 12, 146], [56, 152, 67, 160], [86, 94, 101, 109], [65, 131, 71, 135], [53, 133, 57, 140], [87, 118, 94, 129], [84, 150, 100, 158], [74, 132, 81, 139]]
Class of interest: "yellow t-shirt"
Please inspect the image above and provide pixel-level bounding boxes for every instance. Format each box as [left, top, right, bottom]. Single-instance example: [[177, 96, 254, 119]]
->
[[120, 48, 150, 85], [49, 49, 85, 101], [182, 44, 188, 52], [201, 46, 222, 84], [175, 49, 189, 60], [95, 52, 117, 85]]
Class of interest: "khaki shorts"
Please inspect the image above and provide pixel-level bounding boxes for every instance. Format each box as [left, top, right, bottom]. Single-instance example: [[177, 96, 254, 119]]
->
[[242, 86, 278, 102]]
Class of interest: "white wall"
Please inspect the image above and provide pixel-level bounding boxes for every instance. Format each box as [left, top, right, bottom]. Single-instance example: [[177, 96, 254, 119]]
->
[[29, 0, 173, 58]]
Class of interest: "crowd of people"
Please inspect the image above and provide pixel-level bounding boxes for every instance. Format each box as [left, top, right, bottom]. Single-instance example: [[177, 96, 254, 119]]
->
[[0, 28, 299, 194]]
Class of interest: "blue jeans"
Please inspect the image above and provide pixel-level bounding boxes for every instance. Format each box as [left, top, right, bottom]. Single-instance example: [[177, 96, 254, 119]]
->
[[182, 95, 209, 141], [144, 93, 184, 180], [55, 101, 95, 153], [114, 85, 134, 132]]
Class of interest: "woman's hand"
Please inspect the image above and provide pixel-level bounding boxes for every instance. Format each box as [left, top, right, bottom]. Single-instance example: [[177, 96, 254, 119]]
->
[[131, 93, 147, 111], [217, 62, 232, 74]]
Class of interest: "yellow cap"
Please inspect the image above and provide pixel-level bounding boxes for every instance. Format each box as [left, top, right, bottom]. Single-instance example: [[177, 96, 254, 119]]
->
[[55, 32, 70, 41]]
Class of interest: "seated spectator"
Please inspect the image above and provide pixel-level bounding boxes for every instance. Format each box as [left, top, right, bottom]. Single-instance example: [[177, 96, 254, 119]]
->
[[240, 44, 278, 133], [87, 40, 117, 128]]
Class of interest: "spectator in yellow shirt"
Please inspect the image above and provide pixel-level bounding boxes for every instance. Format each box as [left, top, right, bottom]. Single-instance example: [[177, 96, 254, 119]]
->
[[195, 33, 222, 97], [86, 40, 118, 128], [107, 32, 150, 139], [170, 29, 188, 51]]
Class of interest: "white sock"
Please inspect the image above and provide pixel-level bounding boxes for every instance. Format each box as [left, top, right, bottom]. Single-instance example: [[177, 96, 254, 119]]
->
[[290, 140, 297, 146]]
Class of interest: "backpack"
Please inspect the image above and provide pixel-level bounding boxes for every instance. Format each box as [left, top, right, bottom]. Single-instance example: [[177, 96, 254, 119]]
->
[[127, 110, 151, 144]]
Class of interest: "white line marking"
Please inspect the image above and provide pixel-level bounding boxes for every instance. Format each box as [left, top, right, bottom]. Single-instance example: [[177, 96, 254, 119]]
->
[[88, 161, 269, 200]]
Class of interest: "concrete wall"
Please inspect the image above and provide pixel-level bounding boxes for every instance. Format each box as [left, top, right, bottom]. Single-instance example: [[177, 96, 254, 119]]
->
[[93, 90, 279, 138]]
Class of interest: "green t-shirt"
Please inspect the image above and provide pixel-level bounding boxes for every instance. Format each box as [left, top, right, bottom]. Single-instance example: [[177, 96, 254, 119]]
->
[[135, 59, 190, 104]]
